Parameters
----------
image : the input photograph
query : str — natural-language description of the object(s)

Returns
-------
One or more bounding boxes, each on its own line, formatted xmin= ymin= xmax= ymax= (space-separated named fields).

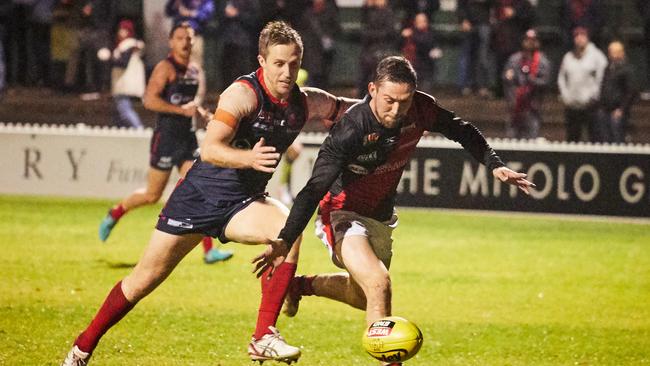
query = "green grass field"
xmin=1 ymin=196 xmax=649 ymax=365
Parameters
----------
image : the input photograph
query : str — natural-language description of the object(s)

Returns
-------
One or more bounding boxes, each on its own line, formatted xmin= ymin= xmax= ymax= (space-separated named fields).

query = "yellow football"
xmin=361 ymin=316 xmax=423 ymax=363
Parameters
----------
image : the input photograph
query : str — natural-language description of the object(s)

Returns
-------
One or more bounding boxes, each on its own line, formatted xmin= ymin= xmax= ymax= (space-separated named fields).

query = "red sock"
xmin=201 ymin=237 xmax=213 ymax=254
xmin=109 ymin=204 xmax=127 ymax=221
xmin=254 ymin=262 xmax=297 ymax=339
xmin=74 ymin=281 xmax=135 ymax=354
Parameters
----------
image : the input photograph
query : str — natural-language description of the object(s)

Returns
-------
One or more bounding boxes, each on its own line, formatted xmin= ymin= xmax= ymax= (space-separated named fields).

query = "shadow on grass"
xmin=96 ymin=259 xmax=137 ymax=269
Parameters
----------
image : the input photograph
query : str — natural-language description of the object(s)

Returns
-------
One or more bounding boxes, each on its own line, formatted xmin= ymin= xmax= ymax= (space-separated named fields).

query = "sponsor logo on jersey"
xmin=252 ymin=121 xmax=272 ymax=131
xmin=348 ymin=164 xmax=369 ymax=175
xmin=374 ymin=157 xmax=410 ymax=174
xmin=357 ymin=150 xmax=378 ymax=163
xmin=384 ymin=136 xmax=399 ymax=147
xmin=364 ymin=133 xmax=380 ymax=146
xmin=170 ymin=93 xmax=183 ymax=105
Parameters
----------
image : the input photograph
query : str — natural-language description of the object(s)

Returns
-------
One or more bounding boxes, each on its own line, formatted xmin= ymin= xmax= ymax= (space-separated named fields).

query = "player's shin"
xmin=74 ymin=281 xmax=136 ymax=354
xmin=254 ymin=261 xmax=297 ymax=339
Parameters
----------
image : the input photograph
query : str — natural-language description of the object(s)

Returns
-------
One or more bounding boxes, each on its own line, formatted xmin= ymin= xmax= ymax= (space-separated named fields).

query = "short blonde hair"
xmin=258 ymin=21 xmax=303 ymax=58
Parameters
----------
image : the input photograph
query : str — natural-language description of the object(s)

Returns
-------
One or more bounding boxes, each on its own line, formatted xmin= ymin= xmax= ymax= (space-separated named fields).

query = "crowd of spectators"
xmin=0 ymin=0 xmax=648 ymax=143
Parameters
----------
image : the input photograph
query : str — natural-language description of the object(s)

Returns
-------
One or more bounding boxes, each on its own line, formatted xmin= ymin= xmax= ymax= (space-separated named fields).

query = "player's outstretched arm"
xmin=426 ymin=99 xmax=504 ymax=172
xmin=425 ymin=97 xmax=536 ymax=193
xmin=493 ymin=166 xmax=536 ymax=195
xmin=200 ymin=82 xmax=280 ymax=172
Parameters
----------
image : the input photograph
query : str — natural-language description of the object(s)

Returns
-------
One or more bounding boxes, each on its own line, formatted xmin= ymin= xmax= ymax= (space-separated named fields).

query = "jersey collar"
xmin=167 ymin=54 xmax=188 ymax=73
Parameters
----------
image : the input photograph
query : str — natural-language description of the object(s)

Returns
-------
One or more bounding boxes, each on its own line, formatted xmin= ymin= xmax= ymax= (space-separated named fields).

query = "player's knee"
xmin=124 ymin=270 xmax=164 ymax=301
xmin=143 ymin=191 xmax=163 ymax=204
xmin=122 ymin=276 xmax=148 ymax=302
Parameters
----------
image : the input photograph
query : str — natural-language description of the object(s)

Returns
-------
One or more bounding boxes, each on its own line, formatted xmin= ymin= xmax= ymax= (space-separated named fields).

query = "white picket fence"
xmin=1 ymin=123 xmax=649 ymax=200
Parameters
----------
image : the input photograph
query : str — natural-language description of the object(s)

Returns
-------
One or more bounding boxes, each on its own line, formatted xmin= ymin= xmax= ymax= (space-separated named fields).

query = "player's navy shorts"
xmin=149 ymin=124 xmax=199 ymax=171
xmin=156 ymin=177 xmax=264 ymax=243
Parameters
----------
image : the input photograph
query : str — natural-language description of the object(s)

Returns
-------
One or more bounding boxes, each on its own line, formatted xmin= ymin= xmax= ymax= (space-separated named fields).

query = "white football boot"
xmin=61 ymin=345 xmax=90 ymax=366
xmin=248 ymin=326 xmax=301 ymax=364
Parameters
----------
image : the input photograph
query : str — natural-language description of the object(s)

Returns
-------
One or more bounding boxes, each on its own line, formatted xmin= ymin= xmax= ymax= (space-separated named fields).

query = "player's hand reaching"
xmin=252 ymin=238 xmax=290 ymax=279
xmin=492 ymin=166 xmax=536 ymax=195
xmin=250 ymin=138 xmax=280 ymax=173
xmin=180 ymin=101 xmax=198 ymax=117
xmin=196 ymin=106 xmax=211 ymax=121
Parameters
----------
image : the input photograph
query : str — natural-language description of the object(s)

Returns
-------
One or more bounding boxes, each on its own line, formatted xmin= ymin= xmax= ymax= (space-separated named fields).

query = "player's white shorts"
xmin=315 ymin=209 xmax=399 ymax=270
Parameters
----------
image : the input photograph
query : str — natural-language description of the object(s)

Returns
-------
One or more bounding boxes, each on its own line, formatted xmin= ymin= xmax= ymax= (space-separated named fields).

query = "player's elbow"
xmin=300 ymin=184 xmax=328 ymax=204
xmin=142 ymin=95 xmax=155 ymax=111
xmin=199 ymin=146 xmax=213 ymax=164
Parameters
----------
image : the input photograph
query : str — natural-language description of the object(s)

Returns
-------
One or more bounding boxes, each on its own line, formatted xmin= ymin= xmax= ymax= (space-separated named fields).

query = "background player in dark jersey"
xmin=97 ymin=22 xmax=233 ymax=264
xmin=61 ymin=21 xmax=357 ymax=365
xmin=255 ymin=57 xmax=534 ymax=365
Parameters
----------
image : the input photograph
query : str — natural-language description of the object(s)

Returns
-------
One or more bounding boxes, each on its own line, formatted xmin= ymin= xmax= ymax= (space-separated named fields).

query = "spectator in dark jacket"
xmin=598 ymin=41 xmax=638 ymax=143
xmin=6 ymin=0 xmax=57 ymax=87
xmin=295 ymin=0 xmax=341 ymax=89
xmin=393 ymin=0 xmax=440 ymax=27
xmin=492 ymin=0 xmax=535 ymax=98
xmin=400 ymin=12 xmax=441 ymax=94
xmin=258 ymin=0 xmax=308 ymax=27
xmin=165 ymin=0 xmax=215 ymax=69
xmin=0 ymin=2 xmax=11 ymax=95
xmin=358 ymin=0 xmax=398 ymax=97
xmin=63 ymin=0 xmax=117 ymax=99
xmin=215 ymin=0 xmax=260 ymax=87
xmin=28 ymin=0 xmax=57 ymax=87
xmin=560 ymin=0 xmax=605 ymax=50
xmin=457 ymin=0 xmax=495 ymax=98
xmin=636 ymin=0 xmax=650 ymax=98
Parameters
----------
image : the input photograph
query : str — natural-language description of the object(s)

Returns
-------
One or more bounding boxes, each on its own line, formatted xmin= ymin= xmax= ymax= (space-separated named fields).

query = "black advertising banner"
xmin=394 ymin=146 xmax=650 ymax=217
xmin=302 ymin=137 xmax=650 ymax=218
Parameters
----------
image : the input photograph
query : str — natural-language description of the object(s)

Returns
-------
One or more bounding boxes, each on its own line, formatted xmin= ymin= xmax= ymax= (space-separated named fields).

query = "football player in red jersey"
xmin=258 ymin=57 xmax=534 ymax=366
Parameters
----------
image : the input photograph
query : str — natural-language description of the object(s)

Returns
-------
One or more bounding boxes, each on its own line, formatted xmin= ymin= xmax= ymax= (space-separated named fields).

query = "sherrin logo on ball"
xmin=362 ymin=316 xmax=423 ymax=363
